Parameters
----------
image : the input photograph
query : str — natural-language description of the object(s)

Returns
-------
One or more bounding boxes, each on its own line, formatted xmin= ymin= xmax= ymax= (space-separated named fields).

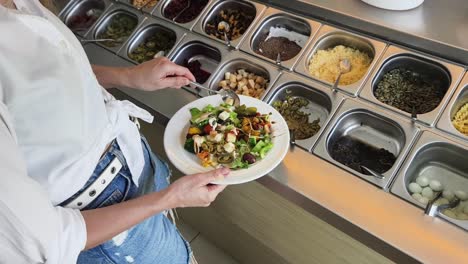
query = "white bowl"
xmin=361 ymin=0 xmax=424 ymax=10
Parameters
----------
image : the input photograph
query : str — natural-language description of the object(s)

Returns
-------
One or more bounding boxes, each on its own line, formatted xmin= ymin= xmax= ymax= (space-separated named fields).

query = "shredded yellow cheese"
xmin=452 ymin=102 xmax=468 ymax=136
xmin=308 ymin=45 xmax=372 ymax=86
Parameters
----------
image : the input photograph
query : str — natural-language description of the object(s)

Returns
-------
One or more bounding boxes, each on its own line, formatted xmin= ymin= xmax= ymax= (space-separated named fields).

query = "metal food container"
xmin=193 ymin=0 xmax=266 ymax=49
xmin=207 ymin=51 xmax=281 ymax=100
xmin=437 ymin=72 xmax=468 ymax=140
xmin=117 ymin=0 xmax=161 ymax=14
xmin=170 ymin=34 xmax=230 ymax=91
xmin=359 ymin=45 xmax=465 ymax=126
xmin=391 ymin=131 xmax=468 ymax=231
xmin=313 ymin=98 xmax=419 ymax=189
xmin=88 ymin=5 xmax=144 ymax=53
xmin=60 ymin=0 xmax=112 ymax=37
xmin=239 ymin=8 xmax=321 ymax=70
xmin=153 ymin=0 xmax=214 ymax=31
xmin=84 ymin=43 xmax=136 ymax=67
xmin=120 ymin=17 xmax=187 ymax=64
xmin=263 ymin=72 xmax=344 ymax=151
xmin=295 ymin=25 xmax=386 ymax=96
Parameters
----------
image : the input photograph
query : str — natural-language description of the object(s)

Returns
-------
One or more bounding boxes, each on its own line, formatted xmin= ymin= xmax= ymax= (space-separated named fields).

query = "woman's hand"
xmin=127 ymin=57 xmax=196 ymax=91
xmin=165 ymin=168 xmax=230 ymax=208
xmin=81 ymin=167 xmax=229 ymax=249
xmin=92 ymin=58 xmax=195 ymax=91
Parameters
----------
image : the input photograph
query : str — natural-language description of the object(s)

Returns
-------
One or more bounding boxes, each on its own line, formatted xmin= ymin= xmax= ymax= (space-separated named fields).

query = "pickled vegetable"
xmin=374 ymin=68 xmax=446 ymax=114
xmin=97 ymin=13 xmax=138 ymax=47
xmin=128 ymin=29 xmax=176 ymax=63
xmin=273 ymin=96 xmax=321 ymax=140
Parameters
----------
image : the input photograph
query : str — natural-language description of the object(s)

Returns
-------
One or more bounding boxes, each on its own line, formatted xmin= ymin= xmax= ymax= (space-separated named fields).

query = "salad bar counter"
xmin=59 ymin=0 xmax=468 ymax=262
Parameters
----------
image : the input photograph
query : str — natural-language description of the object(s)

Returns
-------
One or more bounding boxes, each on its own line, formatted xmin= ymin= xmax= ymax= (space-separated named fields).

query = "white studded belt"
xmin=63 ymin=157 xmax=123 ymax=210
xmin=64 ymin=117 xmax=141 ymax=209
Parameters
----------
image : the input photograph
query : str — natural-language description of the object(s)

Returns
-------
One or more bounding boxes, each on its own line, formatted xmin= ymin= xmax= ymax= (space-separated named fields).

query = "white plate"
xmin=164 ymin=95 xmax=290 ymax=185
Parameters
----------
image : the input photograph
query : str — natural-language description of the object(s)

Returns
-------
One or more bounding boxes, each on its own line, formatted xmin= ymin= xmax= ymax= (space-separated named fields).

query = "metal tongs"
xmin=172 ymin=0 xmax=192 ymax=22
xmin=289 ymin=129 xmax=296 ymax=149
xmin=424 ymin=191 xmax=461 ymax=217
xmin=80 ymin=37 xmax=126 ymax=44
xmin=188 ymin=81 xmax=240 ymax=106
xmin=360 ymin=165 xmax=385 ymax=180
xmin=411 ymin=105 xmax=417 ymax=123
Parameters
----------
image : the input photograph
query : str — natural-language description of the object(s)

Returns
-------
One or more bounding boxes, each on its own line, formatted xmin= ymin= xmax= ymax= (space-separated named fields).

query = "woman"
xmin=0 ymin=0 xmax=229 ymax=263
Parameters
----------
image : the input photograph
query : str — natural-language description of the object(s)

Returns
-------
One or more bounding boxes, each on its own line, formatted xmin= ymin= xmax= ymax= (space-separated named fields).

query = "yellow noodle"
xmin=452 ymin=102 xmax=468 ymax=136
xmin=308 ymin=45 xmax=372 ymax=86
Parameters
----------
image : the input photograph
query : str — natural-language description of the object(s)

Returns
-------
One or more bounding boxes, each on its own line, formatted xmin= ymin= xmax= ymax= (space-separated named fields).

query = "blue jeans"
xmin=62 ymin=138 xmax=192 ymax=263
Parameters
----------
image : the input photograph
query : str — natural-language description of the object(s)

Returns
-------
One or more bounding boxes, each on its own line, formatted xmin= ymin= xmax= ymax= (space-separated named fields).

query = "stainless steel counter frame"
xmin=56 ymin=0 xmax=468 ymax=262
xmin=83 ymin=42 xmax=468 ymax=263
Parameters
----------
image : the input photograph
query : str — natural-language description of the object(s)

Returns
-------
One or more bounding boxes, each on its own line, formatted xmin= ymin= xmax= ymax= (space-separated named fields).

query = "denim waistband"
xmin=60 ymin=139 xmax=137 ymax=209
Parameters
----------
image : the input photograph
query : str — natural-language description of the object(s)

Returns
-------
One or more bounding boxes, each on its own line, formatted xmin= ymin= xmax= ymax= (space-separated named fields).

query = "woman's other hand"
xmin=127 ymin=57 xmax=196 ymax=91
xmin=165 ymin=168 xmax=230 ymax=208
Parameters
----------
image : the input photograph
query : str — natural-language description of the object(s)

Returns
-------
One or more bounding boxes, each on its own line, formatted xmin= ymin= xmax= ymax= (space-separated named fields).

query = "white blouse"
xmin=0 ymin=0 xmax=153 ymax=204
xmin=0 ymin=100 xmax=86 ymax=264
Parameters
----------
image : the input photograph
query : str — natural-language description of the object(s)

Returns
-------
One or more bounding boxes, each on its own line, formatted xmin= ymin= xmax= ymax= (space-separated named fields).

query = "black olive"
xmin=242 ymin=153 xmax=256 ymax=164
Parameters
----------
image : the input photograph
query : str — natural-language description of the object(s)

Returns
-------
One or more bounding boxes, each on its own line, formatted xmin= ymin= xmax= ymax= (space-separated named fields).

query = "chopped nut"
xmin=229 ymin=82 xmax=237 ymax=89
xmin=218 ymin=68 xmax=269 ymax=99
xmin=229 ymin=74 xmax=237 ymax=83
xmin=219 ymin=80 xmax=227 ymax=87
xmin=248 ymin=79 xmax=255 ymax=89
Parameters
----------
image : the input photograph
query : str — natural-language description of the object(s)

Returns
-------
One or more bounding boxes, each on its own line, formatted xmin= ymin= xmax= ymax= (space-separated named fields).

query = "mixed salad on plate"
xmin=184 ymin=100 xmax=274 ymax=169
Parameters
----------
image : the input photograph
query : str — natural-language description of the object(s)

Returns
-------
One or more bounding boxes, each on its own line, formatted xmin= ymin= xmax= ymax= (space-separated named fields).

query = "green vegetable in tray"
xmin=128 ymin=29 xmax=177 ymax=63
xmin=273 ymin=96 xmax=321 ymax=140
xmin=97 ymin=13 xmax=138 ymax=47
